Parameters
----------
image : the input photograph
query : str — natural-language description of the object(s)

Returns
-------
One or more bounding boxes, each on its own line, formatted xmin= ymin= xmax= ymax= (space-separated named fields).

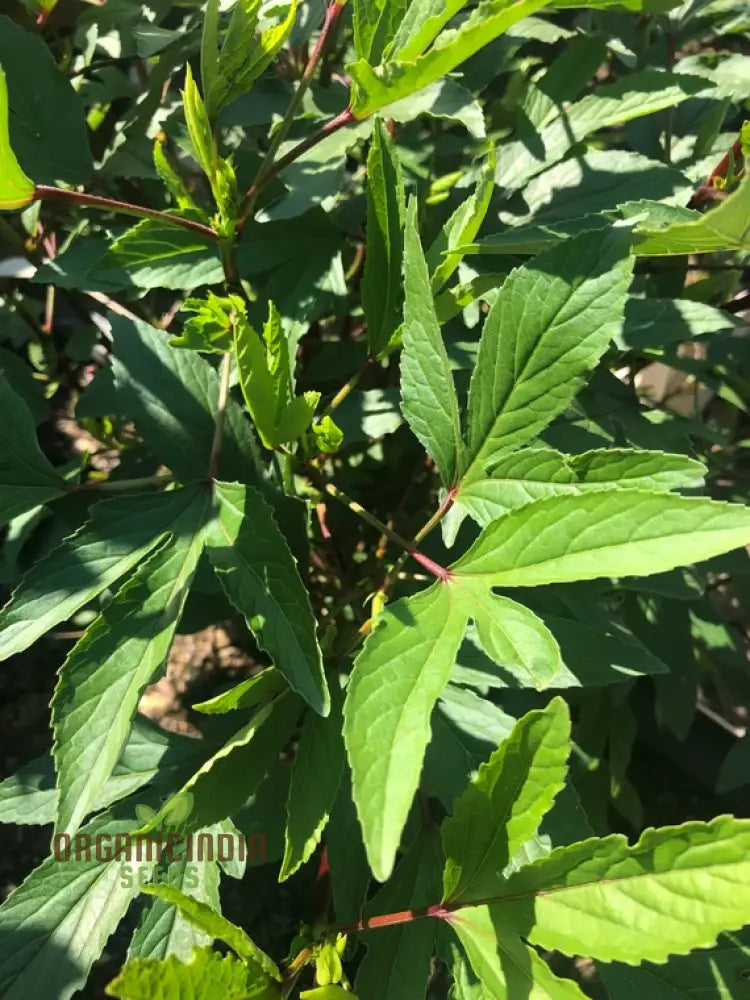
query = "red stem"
xmin=33 ymin=186 xmax=218 ymax=242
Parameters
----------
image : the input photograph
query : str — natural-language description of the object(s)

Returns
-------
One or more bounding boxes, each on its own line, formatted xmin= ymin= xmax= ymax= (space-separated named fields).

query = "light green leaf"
xmin=487 ymin=816 xmax=750 ymax=963
xmin=128 ymin=853 xmax=220 ymax=961
xmin=182 ymin=63 xmax=217 ymax=181
xmin=344 ymin=582 xmax=466 ymax=881
xmin=201 ymin=0 xmax=220 ymax=117
xmin=458 ymin=448 xmax=706 ymax=526
xmin=0 ymin=69 xmax=34 ymax=210
xmin=139 ymin=691 xmax=302 ymax=836
xmin=427 ymin=146 xmax=495 ymax=293
xmin=170 ymin=292 xmax=240 ymax=353
xmin=452 ymin=492 xmax=750 ymax=588
xmin=402 ymin=197 xmax=464 ymax=486
xmin=192 ymin=668 xmax=287 ymax=715
xmin=633 ymin=171 xmax=750 ymax=255
xmin=348 ymin=0 xmax=549 ymax=118
xmin=52 ymin=487 xmax=212 ymax=837
xmin=263 ymin=300 xmax=292 ymax=424
xmin=353 ymin=0 xmax=407 ymax=62
xmin=355 ymin=830 xmax=444 ymax=1000
xmin=106 ymin=948 xmax=273 ymax=1000
xmin=234 ymin=312 xmax=278 ymax=448
xmin=280 ymin=684 xmax=345 ymax=880
xmin=442 ymin=698 xmax=570 ymax=904
xmin=363 ymin=118 xmax=406 ymax=358
xmin=207 ymin=481 xmax=328 ymax=715
xmin=0 ymin=486 xmax=201 ymax=662
xmin=274 ymin=392 xmax=320 ymax=444
xmin=461 ymin=228 xmax=634 ymax=490
xmin=453 ymin=582 xmax=562 ymax=688
xmin=97 ymin=219 xmax=220 ymax=290
xmin=206 ymin=0 xmax=261 ymax=117
xmin=450 ymin=905 xmax=589 ymax=999
xmin=0 ymin=812 xmax=155 ymax=1000
xmin=0 ymin=369 xmax=65 ymax=524
xmin=141 ymin=884 xmax=280 ymax=980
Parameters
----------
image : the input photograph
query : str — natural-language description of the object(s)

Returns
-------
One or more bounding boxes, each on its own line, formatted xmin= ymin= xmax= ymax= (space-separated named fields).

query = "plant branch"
xmin=237 ymin=107 xmax=356 ymax=230
xmin=71 ymin=474 xmax=176 ymax=493
xmin=322 ymin=356 xmax=376 ymax=417
xmin=323 ymin=482 xmax=449 ymax=580
xmin=208 ymin=352 xmax=232 ymax=480
xmin=34 ymin=186 xmax=218 ymax=242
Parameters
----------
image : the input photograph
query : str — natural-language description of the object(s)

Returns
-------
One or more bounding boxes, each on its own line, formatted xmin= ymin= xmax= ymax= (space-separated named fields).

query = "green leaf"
xmin=201 ymin=0 xmax=221 ymax=117
xmin=0 ymin=812 xmax=156 ymax=1000
xmin=141 ymin=884 xmax=280 ymax=980
xmin=355 ymin=830 xmax=444 ymax=1000
xmin=139 ymin=691 xmax=302 ymax=836
xmin=233 ymin=312 xmax=278 ymax=448
xmin=441 ymin=698 xmax=570 ymax=904
xmin=453 ymin=582 xmax=562 ymax=688
xmin=0 ymin=14 xmax=92 ymax=183
xmin=106 ymin=948 xmax=274 ymax=1000
xmin=182 ymin=64 xmax=217 ymax=182
xmin=450 ymin=905 xmax=589 ymax=999
xmin=207 ymin=480 xmax=328 ymax=715
xmin=348 ymin=0 xmax=549 ymax=118
xmin=0 ymin=714 xmax=208 ymax=826
xmin=633 ymin=171 xmax=750 ymax=255
xmin=110 ymin=314 xmax=262 ymax=484
xmin=451 ymin=492 xmax=750 ymax=588
xmin=344 ymin=582 xmax=467 ymax=881
xmin=96 ymin=219 xmax=220 ymax=290
xmin=205 ymin=0 xmax=261 ymax=117
xmin=52 ymin=487 xmax=212 ymax=837
xmin=484 ymin=816 xmax=750 ymax=963
xmin=209 ymin=0 xmax=299 ymax=115
xmin=363 ymin=118 xmax=406 ymax=358
xmin=0 ymin=486 xmax=201 ymax=662
xmin=0 ymin=369 xmax=65 ymax=525
xmin=460 ymin=228 xmax=634 ymax=490
xmin=353 ymin=0 xmax=406 ymax=62
xmin=280 ymin=684 xmax=346 ymax=880
xmin=457 ymin=447 xmax=706 ymax=526
xmin=426 ymin=146 xmax=495 ymax=293
xmin=192 ymin=668 xmax=287 ymax=715
xmin=170 ymin=292 xmax=241 ymax=353
xmin=0 ymin=69 xmax=34 ymax=210
xmin=401 ymin=197 xmax=465 ymax=486
xmin=128 ymin=853 xmax=220 ymax=961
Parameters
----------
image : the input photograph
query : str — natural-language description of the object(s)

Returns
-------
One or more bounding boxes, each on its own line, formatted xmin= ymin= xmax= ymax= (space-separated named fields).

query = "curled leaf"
xmin=0 ymin=69 xmax=35 ymax=211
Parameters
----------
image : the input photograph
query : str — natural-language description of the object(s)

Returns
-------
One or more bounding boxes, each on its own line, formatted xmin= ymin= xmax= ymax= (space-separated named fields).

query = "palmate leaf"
xmin=0 ymin=370 xmax=65 ymax=525
xmin=467 ymin=816 xmax=750 ymax=963
xmin=441 ymin=698 xmax=570 ymax=905
xmin=401 ymin=198 xmax=465 ymax=486
xmin=0 ymin=486 xmax=202 ymax=662
xmin=207 ymin=481 xmax=328 ymax=715
xmin=450 ymin=906 xmax=589 ymax=999
xmin=459 ymin=227 xmax=634 ymax=494
xmin=0 ymin=811 xmax=156 ymax=1000
xmin=106 ymin=948 xmax=274 ymax=1000
xmin=363 ymin=118 xmax=406 ymax=358
xmin=52 ymin=485 xmax=213 ymax=838
xmin=457 ymin=447 xmax=706 ymax=525
xmin=451 ymin=492 xmax=750 ymax=588
xmin=141 ymin=884 xmax=280 ymax=981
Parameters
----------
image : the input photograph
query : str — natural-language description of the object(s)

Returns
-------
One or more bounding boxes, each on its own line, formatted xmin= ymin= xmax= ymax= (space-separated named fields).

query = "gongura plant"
xmin=0 ymin=0 xmax=749 ymax=998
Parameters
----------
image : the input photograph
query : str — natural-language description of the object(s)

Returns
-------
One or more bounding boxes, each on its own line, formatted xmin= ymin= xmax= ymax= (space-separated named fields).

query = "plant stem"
xmin=237 ymin=107 xmax=356 ymax=230
xmin=377 ymin=488 xmax=457 ymax=598
xmin=323 ymin=483 xmax=449 ymax=580
xmin=322 ymin=356 xmax=375 ymax=417
xmin=236 ymin=0 xmax=351 ymax=231
xmin=208 ymin=352 xmax=232 ymax=479
xmin=34 ymin=186 xmax=218 ymax=242
xmin=71 ymin=474 xmax=176 ymax=493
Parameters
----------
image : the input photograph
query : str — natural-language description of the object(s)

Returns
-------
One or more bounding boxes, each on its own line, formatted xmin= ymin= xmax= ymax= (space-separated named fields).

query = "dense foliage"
xmin=0 ymin=0 xmax=749 ymax=997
